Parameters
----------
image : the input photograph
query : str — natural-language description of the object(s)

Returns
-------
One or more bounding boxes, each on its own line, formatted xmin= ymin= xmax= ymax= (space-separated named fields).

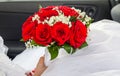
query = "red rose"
xmin=38 ymin=6 xmax=58 ymax=21
xmin=33 ymin=23 xmax=52 ymax=46
xmin=70 ymin=20 xmax=87 ymax=48
xmin=51 ymin=22 xmax=70 ymax=45
xmin=59 ymin=6 xmax=79 ymax=17
xmin=44 ymin=6 xmax=56 ymax=9
xmin=22 ymin=16 xmax=37 ymax=41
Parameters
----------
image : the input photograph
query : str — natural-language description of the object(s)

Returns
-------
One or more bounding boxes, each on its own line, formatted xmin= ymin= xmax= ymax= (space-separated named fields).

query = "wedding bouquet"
xmin=21 ymin=6 xmax=92 ymax=60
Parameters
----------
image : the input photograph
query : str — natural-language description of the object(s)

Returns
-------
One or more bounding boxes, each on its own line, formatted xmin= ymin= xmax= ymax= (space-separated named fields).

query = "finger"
xmin=39 ymin=56 xmax=45 ymax=66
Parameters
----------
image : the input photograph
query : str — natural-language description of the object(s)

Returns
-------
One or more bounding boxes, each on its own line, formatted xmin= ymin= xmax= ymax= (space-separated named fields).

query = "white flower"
xmin=44 ymin=16 xmax=55 ymax=26
xmin=68 ymin=22 xmax=72 ymax=28
xmin=42 ymin=7 xmax=72 ymax=27
xmin=57 ymin=14 xmax=70 ymax=24
xmin=32 ymin=14 xmax=39 ymax=21
xmin=80 ymin=12 xmax=86 ymax=18
xmin=43 ymin=12 xmax=71 ymax=27
xmin=85 ymin=15 xmax=91 ymax=22
xmin=32 ymin=14 xmax=41 ymax=24
xmin=52 ymin=6 xmax=58 ymax=10
xmin=72 ymin=7 xmax=81 ymax=14
xmin=82 ymin=21 xmax=86 ymax=25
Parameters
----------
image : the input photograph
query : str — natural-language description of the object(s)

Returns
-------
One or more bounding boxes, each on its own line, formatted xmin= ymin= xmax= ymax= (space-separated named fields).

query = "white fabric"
xmin=42 ymin=20 xmax=120 ymax=76
xmin=0 ymin=53 xmax=25 ymax=76
xmin=0 ymin=70 xmax=6 ymax=76
xmin=0 ymin=36 xmax=8 ymax=54
xmin=1 ymin=19 xmax=120 ymax=76
xmin=13 ymin=45 xmax=69 ymax=71
xmin=12 ymin=46 xmax=46 ymax=71
xmin=0 ymin=36 xmax=26 ymax=76
xmin=45 ymin=48 xmax=69 ymax=66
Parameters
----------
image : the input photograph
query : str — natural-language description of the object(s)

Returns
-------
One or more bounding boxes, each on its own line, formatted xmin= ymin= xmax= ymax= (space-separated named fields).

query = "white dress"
xmin=41 ymin=19 xmax=120 ymax=76
xmin=1 ymin=19 xmax=120 ymax=76
xmin=0 ymin=36 xmax=26 ymax=76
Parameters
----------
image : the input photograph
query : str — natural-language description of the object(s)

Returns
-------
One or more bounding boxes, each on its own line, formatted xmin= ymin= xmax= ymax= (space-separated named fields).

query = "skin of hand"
xmin=34 ymin=56 xmax=47 ymax=76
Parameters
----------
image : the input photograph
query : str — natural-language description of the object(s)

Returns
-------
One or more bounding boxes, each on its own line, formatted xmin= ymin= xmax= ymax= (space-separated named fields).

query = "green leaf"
xmin=86 ymin=19 xmax=94 ymax=28
xmin=80 ymin=18 xmax=85 ymax=22
xmin=71 ymin=48 xmax=76 ymax=54
xmin=39 ymin=5 xmax=42 ymax=9
xmin=63 ymin=43 xmax=72 ymax=54
xmin=48 ymin=45 xmax=59 ymax=60
xmin=86 ymin=23 xmax=90 ymax=28
xmin=79 ymin=42 xmax=88 ymax=49
xmin=31 ymin=40 xmax=39 ymax=46
xmin=90 ymin=19 xmax=94 ymax=23
xmin=70 ymin=16 xmax=77 ymax=22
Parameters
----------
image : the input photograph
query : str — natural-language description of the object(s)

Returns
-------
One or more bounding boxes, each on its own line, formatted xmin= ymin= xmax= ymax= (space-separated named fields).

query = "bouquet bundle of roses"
xmin=21 ymin=6 xmax=92 ymax=60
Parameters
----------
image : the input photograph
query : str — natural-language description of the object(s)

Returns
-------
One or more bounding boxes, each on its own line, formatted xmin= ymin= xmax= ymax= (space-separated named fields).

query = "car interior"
xmin=0 ymin=0 xmax=119 ymax=59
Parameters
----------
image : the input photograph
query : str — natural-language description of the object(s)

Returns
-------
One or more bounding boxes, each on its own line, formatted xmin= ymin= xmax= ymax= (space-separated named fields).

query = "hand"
xmin=34 ymin=56 xmax=47 ymax=76
xmin=25 ymin=70 xmax=35 ymax=76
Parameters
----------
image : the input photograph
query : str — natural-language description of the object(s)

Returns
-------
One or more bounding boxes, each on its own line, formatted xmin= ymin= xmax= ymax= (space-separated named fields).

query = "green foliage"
xmin=48 ymin=42 xmax=88 ymax=60
xmin=30 ymin=40 xmax=39 ymax=46
xmin=79 ymin=42 xmax=88 ymax=49
xmin=63 ymin=43 xmax=73 ymax=54
xmin=48 ymin=43 xmax=60 ymax=60
xmin=86 ymin=19 xmax=94 ymax=28
xmin=70 ymin=16 xmax=77 ymax=22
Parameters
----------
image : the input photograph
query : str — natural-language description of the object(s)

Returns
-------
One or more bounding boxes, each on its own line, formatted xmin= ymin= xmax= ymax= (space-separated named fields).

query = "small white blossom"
xmin=25 ymin=39 xmax=37 ymax=48
xmin=82 ymin=21 xmax=86 ymax=25
xmin=52 ymin=7 xmax=58 ymax=10
xmin=68 ymin=22 xmax=72 ymax=28
xmin=25 ymin=40 xmax=31 ymax=48
xmin=80 ymin=12 xmax=86 ymax=18
xmin=32 ymin=14 xmax=40 ymax=21
xmin=44 ymin=16 xmax=55 ymax=26
xmin=85 ymin=15 xmax=91 ymax=22
xmin=44 ymin=20 xmax=49 ymax=24
xmin=48 ymin=16 xmax=56 ymax=26
xmin=32 ymin=14 xmax=41 ymax=24
xmin=55 ymin=14 xmax=70 ymax=25
xmin=42 ymin=22 xmax=45 ymax=24
xmin=59 ymin=14 xmax=69 ymax=24
xmin=71 ymin=7 xmax=76 ymax=10
xmin=43 ymin=12 xmax=71 ymax=26
xmin=51 ymin=41 xmax=55 ymax=45
xmin=72 ymin=7 xmax=81 ymax=14
xmin=46 ymin=17 xmax=49 ymax=20
xmin=37 ymin=20 xmax=41 ymax=24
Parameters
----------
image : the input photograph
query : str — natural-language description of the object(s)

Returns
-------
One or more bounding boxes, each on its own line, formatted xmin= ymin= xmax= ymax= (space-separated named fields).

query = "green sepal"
xmin=39 ymin=5 xmax=42 ymax=9
xmin=31 ymin=40 xmax=39 ymax=46
xmin=71 ymin=48 xmax=76 ymax=54
xmin=48 ymin=43 xmax=60 ymax=60
xmin=63 ymin=43 xmax=72 ymax=54
xmin=86 ymin=19 xmax=94 ymax=28
xmin=86 ymin=23 xmax=90 ymax=28
xmin=70 ymin=16 xmax=77 ymax=22
xmin=79 ymin=41 xmax=88 ymax=49
xmin=80 ymin=18 xmax=85 ymax=22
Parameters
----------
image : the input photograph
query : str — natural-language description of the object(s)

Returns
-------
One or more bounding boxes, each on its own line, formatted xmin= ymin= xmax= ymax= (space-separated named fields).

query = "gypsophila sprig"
xmin=21 ymin=6 xmax=92 ymax=60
